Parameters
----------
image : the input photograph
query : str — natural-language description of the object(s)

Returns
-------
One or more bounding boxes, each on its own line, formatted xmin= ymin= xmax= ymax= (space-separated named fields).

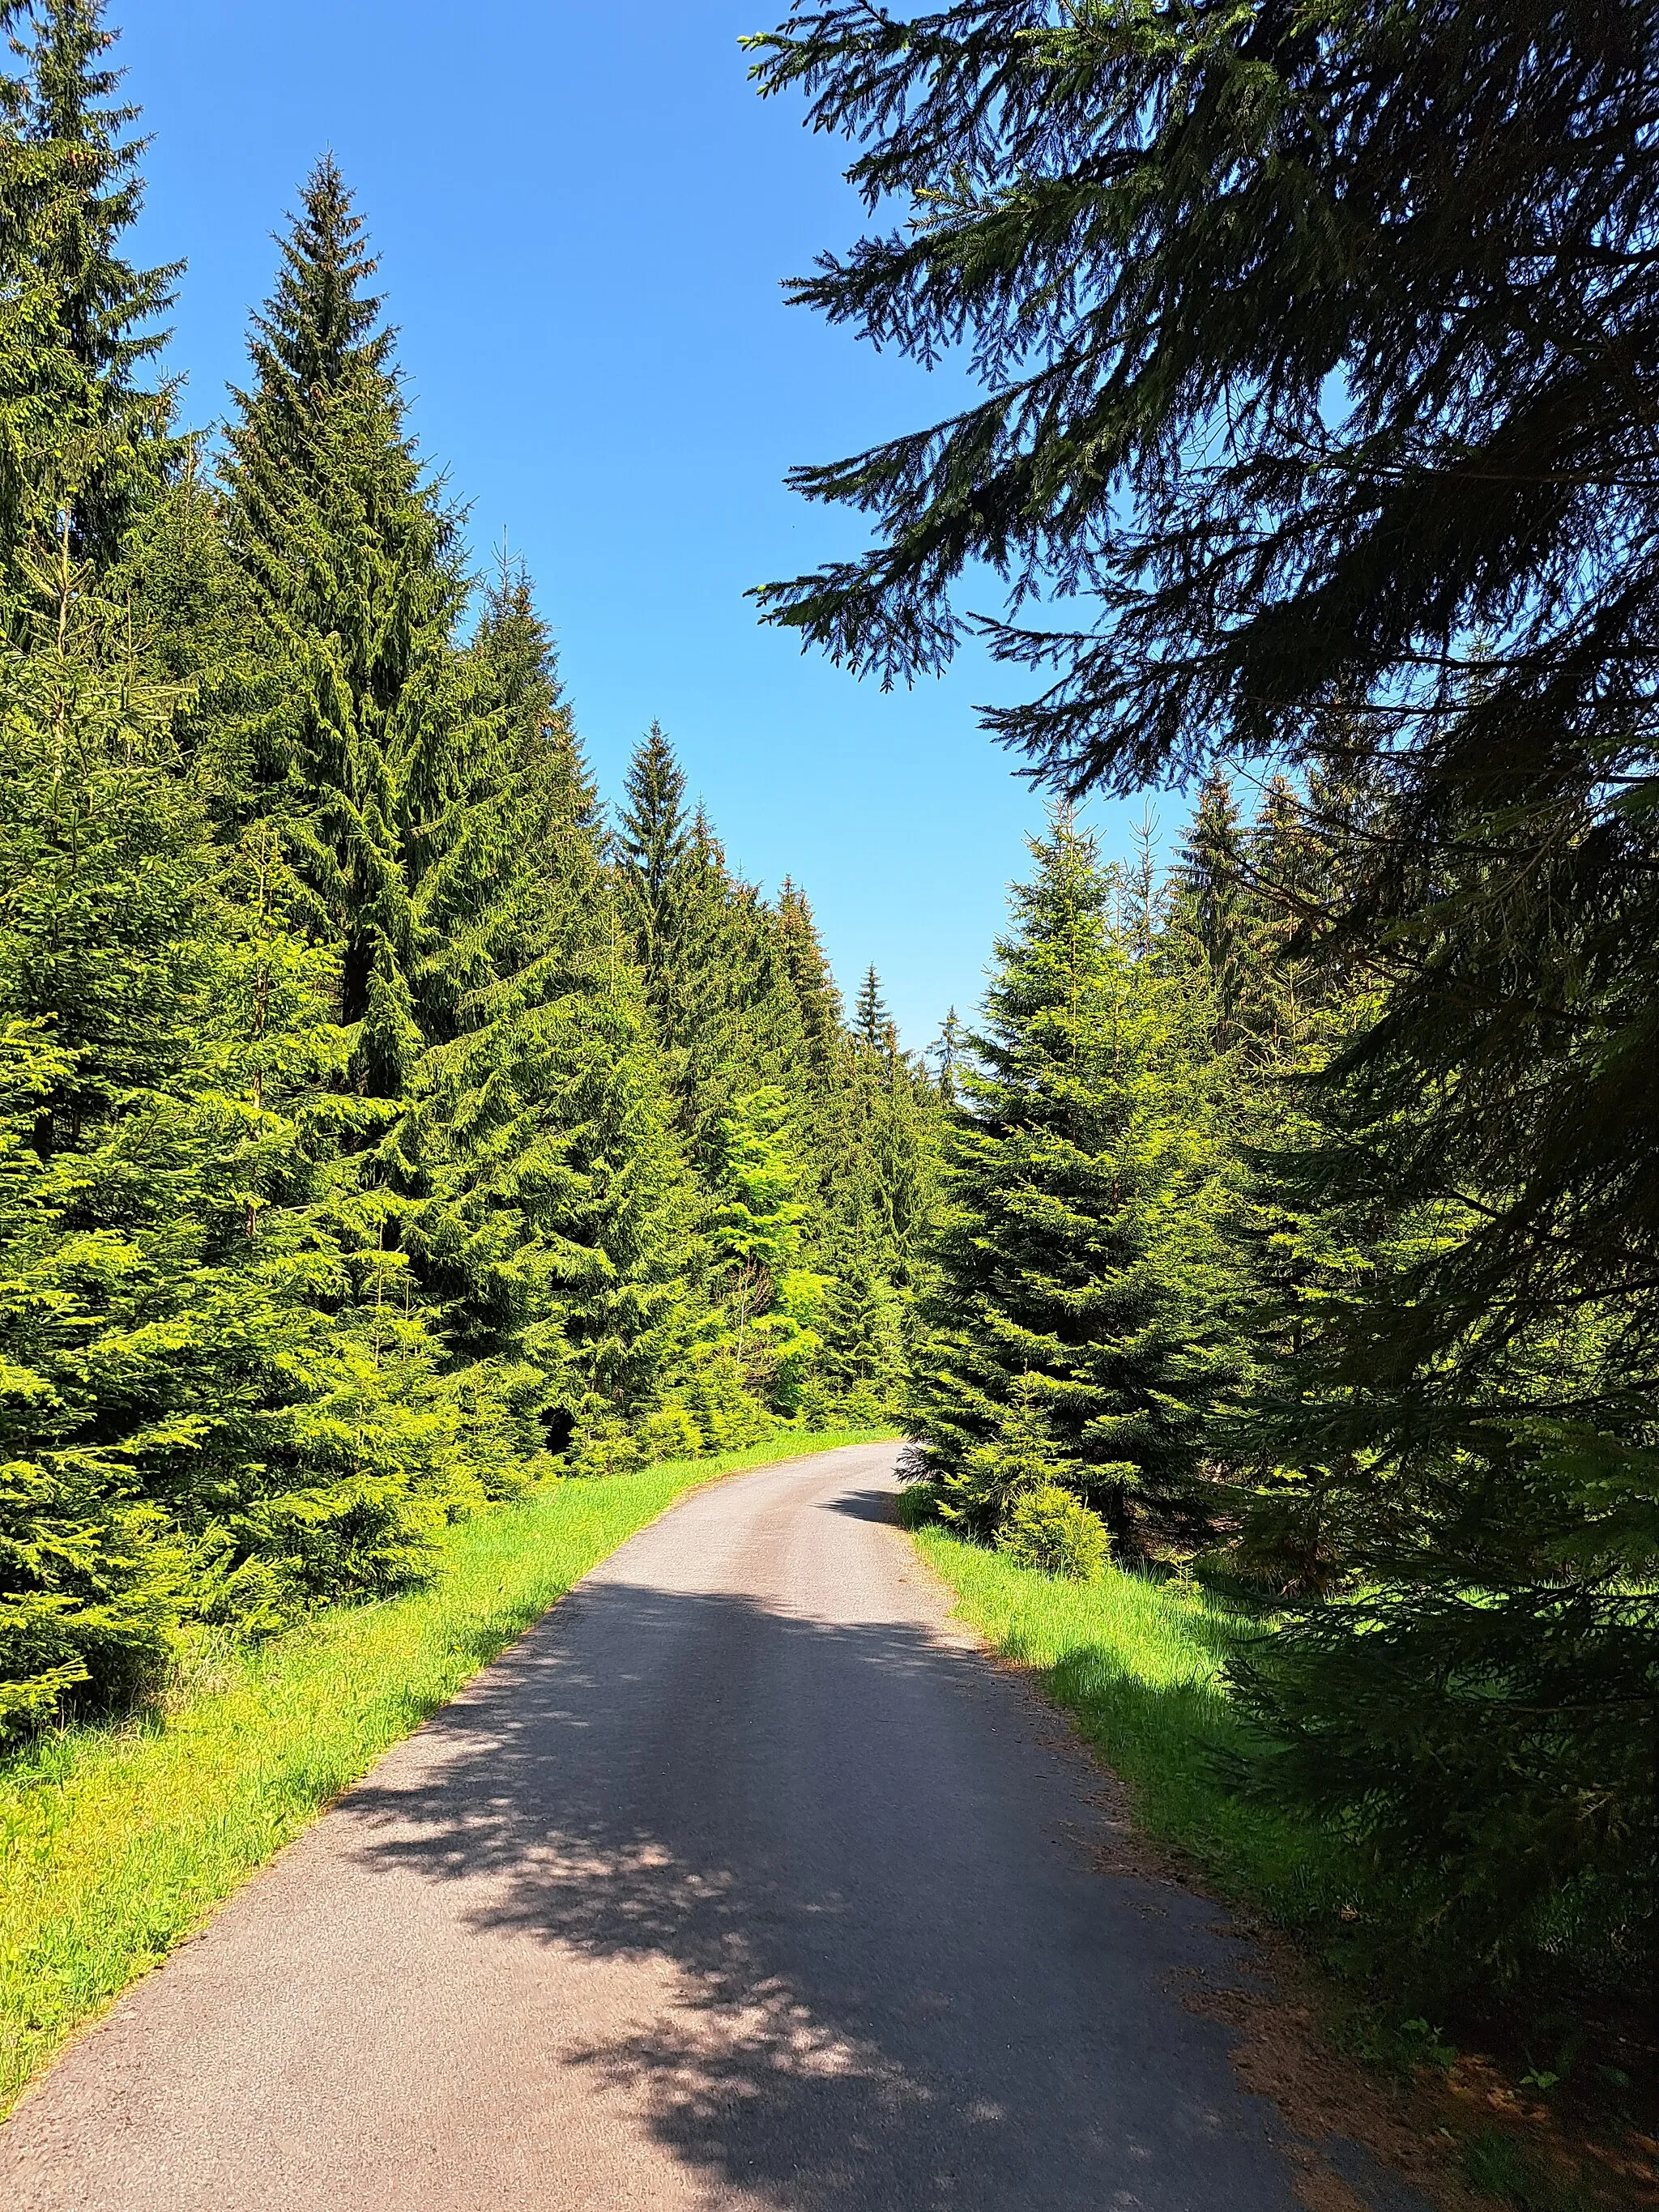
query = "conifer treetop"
xmin=854 ymin=962 xmax=890 ymax=1050
xmin=930 ymin=1006 xmax=962 ymax=1102
xmin=17 ymin=0 xmax=177 ymax=381
xmin=913 ymin=801 xmax=1230 ymax=1547
xmin=616 ymin=722 xmax=690 ymax=896
xmin=470 ymin=551 xmax=596 ymax=829
xmin=230 ymin=155 xmax=394 ymax=467
xmin=0 ymin=0 xmax=181 ymax=567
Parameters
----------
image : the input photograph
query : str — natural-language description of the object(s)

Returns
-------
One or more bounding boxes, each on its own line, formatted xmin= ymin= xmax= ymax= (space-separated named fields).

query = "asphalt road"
xmin=1 ymin=1443 xmax=1425 ymax=2210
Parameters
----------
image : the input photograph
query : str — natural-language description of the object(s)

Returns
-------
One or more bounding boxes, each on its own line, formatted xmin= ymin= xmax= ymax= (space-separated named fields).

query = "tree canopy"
xmin=755 ymin=0 xmax=1659 ymax=2022
xmin=0 ymin=1 xmax=946 ymax=1741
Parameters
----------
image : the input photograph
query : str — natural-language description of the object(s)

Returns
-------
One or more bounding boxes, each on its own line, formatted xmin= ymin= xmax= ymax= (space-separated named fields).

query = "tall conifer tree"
xmin=912 ymin=811 xmax=1229 ymax=1550
xmin=222 ymin=157 xmax=487 ymax=1114
xmin=0 ymin=0 xmax=179 ymax=579
xmin=613 ymin=722 xmax=692 ymax=996
xmin=854 ymin=964 xmax=892 ymax=1051
xmin=416 ymin=573 xmax=701 ymax=1468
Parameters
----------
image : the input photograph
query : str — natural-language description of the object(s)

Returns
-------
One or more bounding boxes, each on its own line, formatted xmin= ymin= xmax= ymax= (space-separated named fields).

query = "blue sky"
xmin=117 ymin=0 xmax=1159 ymax=1051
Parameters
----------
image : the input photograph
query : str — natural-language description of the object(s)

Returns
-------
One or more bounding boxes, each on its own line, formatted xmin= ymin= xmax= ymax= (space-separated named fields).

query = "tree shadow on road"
xmin=824 ymin=1485 xmax=900 ymax=1525
xmin=335 ymin=1582 xmax=1335 ymax=2212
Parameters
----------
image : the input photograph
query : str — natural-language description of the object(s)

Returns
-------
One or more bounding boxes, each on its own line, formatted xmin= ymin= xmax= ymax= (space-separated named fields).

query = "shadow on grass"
xmin=1036 ymin=1642 xmax=1360 ymax=1928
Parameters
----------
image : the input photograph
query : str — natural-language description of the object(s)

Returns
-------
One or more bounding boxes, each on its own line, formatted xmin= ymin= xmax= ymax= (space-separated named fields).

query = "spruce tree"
xmin=1226 ymin=865 xmax=1659 ymax=1998
xmin=854 ymin=963 xmax=891 ymax=1051
xmin=613 ymin=724 xmax=823 ymax=1177
xmin=467 ymin=549 xmax=595 ymax=837
xmin=771 ymin=885 xmax=926 ymax=1418
xmin=680 ymin=853 xmax=817 ymax=1172
xmin=212 ymin=166 xmax=570 ymax=1515
xmin=709 ymin=1085 xmax=827 ymax=1412
xmin=0 ymin=1020 xmax=180 ymax=1734
xmin=810 ymin=1225 xmax=905 ymax=1423
xmin=525 ymin=951 xmax=701 ymax=1462
xmin=836 ymin=1012 xmax=937 ymax=1290
xmin=417 ymin=580 xmax=701 ymax=1472
xmin=613 ymin=721 xmax=693 ymax=999
xmin=748 ymin=1 xmax=1659 ymax=833
xmin=0 ymin=33 xmax=969 ymax=1738
xmin=930 ymin=1007 xmax=962 ymax=1105
xmin=754 ymin=0 xmax=1659 ymax=1954
xmin=222 ymin=157 xmax=481 ymax=1112
xmin=0 ymin=0 xmax=180 ymax=579
xmin=0 ymin=503 xmax=481 ymax=1733
xmin=773 ymin=877 xmax=846 ymax=1087
xmin=218 ymin=163 xmax=570 ymax=1492
xmin=0 ymin=6 xmax=186 ymax=1725
xmin=952 ymin=1374 xmax=1072 ymax=1540
xmin=0 ymin=527 xmax=208 ymax=1727
xmin=750 ymin=0 xmax=1659 ymax=1541
xmin=612 ymin=736 xmax=944 ymax=1430
xmin=1178 ymin=774 xmax=1252 ymax=1057
xmin=911 ymin=810 xmax=1229 ymax=1551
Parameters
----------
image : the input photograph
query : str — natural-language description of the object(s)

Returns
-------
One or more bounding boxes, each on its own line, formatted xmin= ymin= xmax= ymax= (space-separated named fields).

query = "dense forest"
xmin=0 ymin=2 xmax=942 ymax=1738
xmin=749 ymin=0 xmax=1659 ymax=2027
xmin=5 ymin=0 xmax=1656 ymax=2065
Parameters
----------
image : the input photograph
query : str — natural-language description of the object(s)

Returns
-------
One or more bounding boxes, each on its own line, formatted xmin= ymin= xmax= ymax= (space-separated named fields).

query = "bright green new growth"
xmin=710 ymin=1086 xmax=829 ymax=1409
xmin=0 ymin=6 xmax=949 ymax=1741
xmin=998 ymin=1483 xmax=1108 ymax=1583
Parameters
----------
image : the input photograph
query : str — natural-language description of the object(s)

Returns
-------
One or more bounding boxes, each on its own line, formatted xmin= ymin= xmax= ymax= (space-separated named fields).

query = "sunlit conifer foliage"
xmin=0 ymin=0 xmax=944 ymax=1739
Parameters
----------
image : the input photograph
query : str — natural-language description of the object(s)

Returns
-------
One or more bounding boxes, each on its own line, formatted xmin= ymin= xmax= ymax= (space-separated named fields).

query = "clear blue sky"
xmin=118 ymin=0 xmax=1157 ymax=1051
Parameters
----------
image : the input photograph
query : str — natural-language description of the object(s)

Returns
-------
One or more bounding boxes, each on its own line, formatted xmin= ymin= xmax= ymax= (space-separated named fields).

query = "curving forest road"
xmin=0 ymin=1443 xmax=1430 ymax=2210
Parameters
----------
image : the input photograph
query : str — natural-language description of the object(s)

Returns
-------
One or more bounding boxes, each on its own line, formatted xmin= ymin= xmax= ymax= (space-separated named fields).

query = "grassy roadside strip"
xmin=906 ymin=1527 xmax=1346 ymax=1929
xmin=906 ymin=1528 xmax=1628 ymax=2212
xmin=0 ymin=1427 xmax=893 ymax=2116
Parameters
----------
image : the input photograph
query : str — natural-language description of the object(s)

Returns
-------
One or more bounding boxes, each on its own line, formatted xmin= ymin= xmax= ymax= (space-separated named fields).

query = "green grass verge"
xmin=910 ymin=1528 xmax=1355 ymax=1935
xmin=910 ymin=1532 xmax=1637 ymax=2212
xmin=0 ymin=1428 xmax=891 ymax=2117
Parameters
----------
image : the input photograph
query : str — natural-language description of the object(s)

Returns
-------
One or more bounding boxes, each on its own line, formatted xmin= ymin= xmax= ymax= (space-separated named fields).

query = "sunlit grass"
xmin=911 ymin=1528 xmax=1355 ymax=1933
xmin=0 ymin=1429 xmax=889 ymax=2117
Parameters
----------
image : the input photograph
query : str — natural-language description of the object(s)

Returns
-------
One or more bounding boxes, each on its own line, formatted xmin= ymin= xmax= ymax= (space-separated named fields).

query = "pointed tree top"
xmin=855 ymin=963 xmax=891 ymax=1050
xmin=931 ymin=1005 xmax=962 ymax=1097
xmin=19 ymin=0 xmax=179 ymax=377
xmin=2 ymin=0 xmax=181 ymax=562
xmin=616 ymin=722 xmax=691 ymax=893
xmin=237 ymin=155 xmax=391 ymax=433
